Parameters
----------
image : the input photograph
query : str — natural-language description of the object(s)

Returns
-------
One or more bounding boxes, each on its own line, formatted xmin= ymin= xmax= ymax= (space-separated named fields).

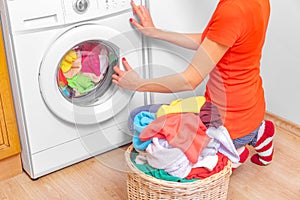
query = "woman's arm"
xmin=112 ymin=37 xmax=229 ymax=93
xmin=130 ymin=1 xmax=202 ymax=50
xmin=150 ymin=31 xmax=202 ymax=50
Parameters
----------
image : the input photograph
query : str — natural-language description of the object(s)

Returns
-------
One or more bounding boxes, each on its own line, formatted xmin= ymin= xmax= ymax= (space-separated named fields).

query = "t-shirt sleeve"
xmin=205 ymin=3 xmax=245 ymax=47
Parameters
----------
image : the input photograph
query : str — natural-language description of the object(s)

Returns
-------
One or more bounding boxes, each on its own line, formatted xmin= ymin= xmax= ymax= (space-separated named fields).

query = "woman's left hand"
xmin=130 ymin=1 xmax=158 ymax=38
xmin=112 ymin=57 xmax=144 ymax=91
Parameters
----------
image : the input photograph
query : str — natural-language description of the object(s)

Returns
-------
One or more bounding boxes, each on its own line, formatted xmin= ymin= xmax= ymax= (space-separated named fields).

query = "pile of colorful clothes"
xmin=128 ymin=96 xmax=239 ymax=182
xmin=57 ymin=42 xmax=116 ymax=98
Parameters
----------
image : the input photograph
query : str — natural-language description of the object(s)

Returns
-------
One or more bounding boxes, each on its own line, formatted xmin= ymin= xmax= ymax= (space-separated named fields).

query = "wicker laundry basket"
xmin=125 ymin=145 xmax=232 ymax=200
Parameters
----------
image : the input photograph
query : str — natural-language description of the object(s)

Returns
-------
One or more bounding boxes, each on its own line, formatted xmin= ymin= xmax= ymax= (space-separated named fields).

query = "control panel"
xmin=64 ymin=0 xmax=141 ymax=24
xmin=102 ymin=0 xmax=132 ymax=11
xmin=99 ymin=0 xmax=141 ymax=16
xmin=5 ymin=0 xmax=141 ymax=32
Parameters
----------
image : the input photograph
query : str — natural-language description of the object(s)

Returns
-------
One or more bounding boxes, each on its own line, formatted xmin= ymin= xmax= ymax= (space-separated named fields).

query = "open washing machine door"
xmin=39 ymin=24 xmax=136 ymax=125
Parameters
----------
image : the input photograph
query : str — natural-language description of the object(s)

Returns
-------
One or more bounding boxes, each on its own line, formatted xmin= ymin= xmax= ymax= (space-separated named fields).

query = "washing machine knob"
xmin=74 ymin=0 xmax=89 ymax=13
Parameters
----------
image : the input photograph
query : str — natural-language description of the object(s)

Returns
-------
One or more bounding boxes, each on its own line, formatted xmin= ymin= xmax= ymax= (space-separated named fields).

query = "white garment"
xmin=144 ymin=138 xmax=220 ymax=178
xmin=192 ymin=155 xmax=219 ymax=171
xmin=146 ymin=138 xmax=192 ymax=178
xmin=203 ymin=126 xmax=240 ymax=163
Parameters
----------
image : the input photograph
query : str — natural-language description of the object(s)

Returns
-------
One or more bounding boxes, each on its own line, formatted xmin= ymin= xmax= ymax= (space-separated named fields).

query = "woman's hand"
xmin=112 ymin=58 xmax=144 ymax=91
xmin=130 ymin=1 xmax=159 ymax=37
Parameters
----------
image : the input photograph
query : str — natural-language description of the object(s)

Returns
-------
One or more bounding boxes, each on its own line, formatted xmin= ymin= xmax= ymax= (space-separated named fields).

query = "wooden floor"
xmin=0 ymin=126 xmax=299 ymax=200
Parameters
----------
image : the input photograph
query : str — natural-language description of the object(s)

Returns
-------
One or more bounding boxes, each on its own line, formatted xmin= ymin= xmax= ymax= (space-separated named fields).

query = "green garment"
xmin=130 ymin=150 xmax=197 ymax=183
xmin=109 ymin=53 xmax=118 ymax=66
xmin=67 ymin=74 xmax=95 ymax=95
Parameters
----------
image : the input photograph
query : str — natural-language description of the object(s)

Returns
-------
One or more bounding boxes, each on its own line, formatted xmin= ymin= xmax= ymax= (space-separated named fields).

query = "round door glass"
xmin=56 ymin=40 xmax=118 ymax=105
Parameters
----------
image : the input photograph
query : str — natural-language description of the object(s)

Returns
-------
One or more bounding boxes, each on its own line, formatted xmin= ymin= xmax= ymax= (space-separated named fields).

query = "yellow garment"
xmin=156 ymin=96 xmax=206 ymax=118
xmin=60 ymin=50 xmax=77 ymax=73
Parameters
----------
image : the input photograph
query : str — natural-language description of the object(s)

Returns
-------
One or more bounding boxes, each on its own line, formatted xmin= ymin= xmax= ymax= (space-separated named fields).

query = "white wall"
xmin=261 ymin=0 xmax=300 ymax=125
xmin=148 ymin=0 xmax=300 ymax=125
xmin=149 ymin=0 xmax=217 ymax=33
xmin=148 ymin=0 xmax=218 ymax=103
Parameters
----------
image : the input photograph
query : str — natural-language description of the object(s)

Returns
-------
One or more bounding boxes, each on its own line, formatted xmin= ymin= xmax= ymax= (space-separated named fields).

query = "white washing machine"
xmin=0 ymin=0 xmax=145 ymax=179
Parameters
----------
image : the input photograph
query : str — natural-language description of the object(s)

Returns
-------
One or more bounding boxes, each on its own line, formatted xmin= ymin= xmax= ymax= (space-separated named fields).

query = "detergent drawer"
xmin=6 ymin=0 xmax=65 ymax=32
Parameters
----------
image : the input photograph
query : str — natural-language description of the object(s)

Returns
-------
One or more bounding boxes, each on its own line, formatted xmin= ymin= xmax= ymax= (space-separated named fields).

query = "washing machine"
xmin=0 ymin=0 xmax=145 ymax=179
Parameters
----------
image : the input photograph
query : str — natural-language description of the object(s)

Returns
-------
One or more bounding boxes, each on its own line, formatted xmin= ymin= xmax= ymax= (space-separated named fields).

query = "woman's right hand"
xmin=130 ymin=1 xmax=159 ymax=37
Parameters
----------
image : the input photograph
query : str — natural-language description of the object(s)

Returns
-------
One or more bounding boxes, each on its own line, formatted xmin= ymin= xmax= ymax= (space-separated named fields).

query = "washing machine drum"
xmin=39 ymin=25 xmax=134 ymax=125
xmin=57 ymin=40 xmax=117 ymax=104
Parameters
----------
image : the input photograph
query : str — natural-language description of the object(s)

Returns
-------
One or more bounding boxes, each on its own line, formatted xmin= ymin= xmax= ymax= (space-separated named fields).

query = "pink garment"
xmin=80 ymin=43 xmax=103 ymax=76
xmin=139 ymin=113 xmax=210 ymax=164
xmin=80 ymin=43 xmax=101 ymax=54
xmin=81 ymin=51 xmax=100 ymax=76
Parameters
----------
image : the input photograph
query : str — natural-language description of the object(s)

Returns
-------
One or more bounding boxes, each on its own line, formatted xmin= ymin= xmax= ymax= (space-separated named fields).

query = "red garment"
xmin=58 ymin=68 xmax=68 ymax=86
xmin=186 ymin=153 xmax=228 ymax=180
xmin=139 ymin=113 xmax=210 ymax=164
xmin=202 ymin=0 xmax=270 ymax=139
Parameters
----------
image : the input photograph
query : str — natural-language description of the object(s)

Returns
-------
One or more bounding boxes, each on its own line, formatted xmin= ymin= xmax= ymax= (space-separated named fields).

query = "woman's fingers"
xmin=112 ymin=57 xmax=143 ymax=90
xmin=131 ymin=1 xmax=149 ymax=24
xmin=112 ymin=58 xmax=131 ymax=80
xmin=112 ymin=66 xmax=122 ymax=86
xmin=122 ymin=57 xmax=133 ymax=71
xmin=131 ymin=1 xmax=143 ymax=18
xmin=140 ymin=5 xmax=148 ymax=17
xmin=130 ymin=1 xmax=156 ymax=38
xmin=130 ymin=18 xmax=143 ymax=30
xmin=113 ymin=65 xmax=123 ymax=75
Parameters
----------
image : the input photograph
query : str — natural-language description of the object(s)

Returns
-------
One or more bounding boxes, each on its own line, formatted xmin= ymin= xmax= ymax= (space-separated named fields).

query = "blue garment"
xmin=232 ymin=122 xmax=263 ymax=149
xmin=128 ymin=104 xmax=162 ymax=133
xmin=132 ymin=111 xmax=156 ymax=150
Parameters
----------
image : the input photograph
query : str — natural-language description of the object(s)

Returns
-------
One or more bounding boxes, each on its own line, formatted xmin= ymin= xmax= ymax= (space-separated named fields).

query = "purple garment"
xmin=199 ymin=102 xmax=223 ymax=128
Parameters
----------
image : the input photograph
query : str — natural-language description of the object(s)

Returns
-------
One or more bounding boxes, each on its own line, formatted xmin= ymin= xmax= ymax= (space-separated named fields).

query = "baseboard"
xmin=0 ymin=154 xmax=22 ymax=181
xmin=265 ymin=112 xmax=300 ymax=137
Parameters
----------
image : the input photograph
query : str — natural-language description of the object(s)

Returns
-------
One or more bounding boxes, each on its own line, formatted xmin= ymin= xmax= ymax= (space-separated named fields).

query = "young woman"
xmin=112 ymin=0 xmax=275 ymax=169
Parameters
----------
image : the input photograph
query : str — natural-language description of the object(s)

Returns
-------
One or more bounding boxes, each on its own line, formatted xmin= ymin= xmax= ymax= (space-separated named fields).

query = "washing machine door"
xmin=39 ymin=24 xmax=137 ymax=125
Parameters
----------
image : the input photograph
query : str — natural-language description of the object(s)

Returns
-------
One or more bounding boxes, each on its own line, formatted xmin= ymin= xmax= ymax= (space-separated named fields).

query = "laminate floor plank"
xmin=0 ymin=126 xmax=299 ymax=200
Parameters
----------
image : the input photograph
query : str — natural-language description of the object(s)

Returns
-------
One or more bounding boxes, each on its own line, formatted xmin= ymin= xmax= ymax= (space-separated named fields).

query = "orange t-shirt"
xmin=202 ymin=0 xmax=270 ymax=139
